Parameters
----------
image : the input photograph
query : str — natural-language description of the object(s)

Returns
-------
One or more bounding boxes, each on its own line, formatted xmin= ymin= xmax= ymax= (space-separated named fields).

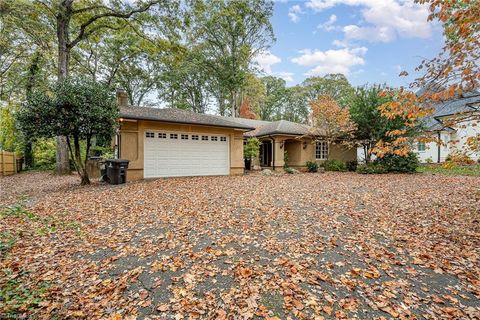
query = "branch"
xmin=68 ymin=0 xmax=161 ymax=49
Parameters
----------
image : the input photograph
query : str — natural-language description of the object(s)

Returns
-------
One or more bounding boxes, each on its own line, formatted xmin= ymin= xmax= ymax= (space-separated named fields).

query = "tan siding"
xmin=119 ymin=119 xmax=245 ymax=180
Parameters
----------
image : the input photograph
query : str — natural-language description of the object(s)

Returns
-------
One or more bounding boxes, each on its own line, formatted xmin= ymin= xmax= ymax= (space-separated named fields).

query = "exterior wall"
xmin=256 ymin=136 xmax=356 ymax=170
xmin=450 ymin=119 xmax=479 ymax=161
xmin=119 ymin=119 xmax=245 ymax=180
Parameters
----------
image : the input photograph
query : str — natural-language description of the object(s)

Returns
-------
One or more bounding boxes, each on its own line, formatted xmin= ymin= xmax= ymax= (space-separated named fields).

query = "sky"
xmin=253 ymin=0 xmax=445 ymax=88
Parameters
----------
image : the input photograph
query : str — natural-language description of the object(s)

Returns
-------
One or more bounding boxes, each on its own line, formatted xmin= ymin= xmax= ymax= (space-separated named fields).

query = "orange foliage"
xmin=239 ymin=97 xmax=257 ymax=120
xmin=309 ymin=96 xmax=356 ymax=156
xmin=413 ymin=0 xmax=479 ymax=101
xmin=372 ymin=89 xmax=434 ymax=158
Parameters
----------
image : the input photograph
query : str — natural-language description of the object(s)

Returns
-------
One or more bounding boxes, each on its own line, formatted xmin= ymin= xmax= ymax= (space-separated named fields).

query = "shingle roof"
xmin=424 ymin=93 xmax=480 ymax=130
xmin=244 ymin=119 xmax=315 ymax=137
xmin=119 ymin=106 xmax=255 ymax=130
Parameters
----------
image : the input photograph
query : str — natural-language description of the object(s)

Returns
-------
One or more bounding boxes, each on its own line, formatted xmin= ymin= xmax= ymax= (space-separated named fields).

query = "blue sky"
xmin=253 ymin=0 xmax=444 ymax=88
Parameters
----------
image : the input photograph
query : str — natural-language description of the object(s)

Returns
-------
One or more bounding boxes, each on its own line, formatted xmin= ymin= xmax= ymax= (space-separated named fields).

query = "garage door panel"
xmin=144 ymin=131 xmax=229 ymax=178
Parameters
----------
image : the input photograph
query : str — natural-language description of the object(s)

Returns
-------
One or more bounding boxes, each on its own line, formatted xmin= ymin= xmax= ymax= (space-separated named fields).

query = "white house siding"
xmin=450 ymin=119 xmax=480 ymax=161
xmin=414 ymin=132 xmax=451 ymax=163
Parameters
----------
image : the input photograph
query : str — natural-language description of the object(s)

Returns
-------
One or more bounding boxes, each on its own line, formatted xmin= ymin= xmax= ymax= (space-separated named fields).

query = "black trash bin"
xmin=105 ymin=159 xmax=129 ymax=185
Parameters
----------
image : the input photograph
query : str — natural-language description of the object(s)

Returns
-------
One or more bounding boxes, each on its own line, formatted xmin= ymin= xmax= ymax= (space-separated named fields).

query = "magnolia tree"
xmin=309 ymin=95 xmax=356 ymax=160
xmin=17 ymin=78 xmax=118 ymax=185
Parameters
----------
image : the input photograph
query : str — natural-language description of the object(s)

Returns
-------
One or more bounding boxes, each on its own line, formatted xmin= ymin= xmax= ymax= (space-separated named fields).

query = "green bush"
xmin=284 ymin=167 xmax=297 ymax=174
xmin=323 ymin=159 xmax=347 ymax=172
xmin=374 ymin=152 xmax=419 ymax=173
xmin=32 ymin=138 xmax=56 ymax=170
xmin=356 ymin=163 xmax=387 ymax=174
xmin=346 ymin=160 xmax=358 ymax=172
xmin=306 ymin=161 xmax=318 ymax=172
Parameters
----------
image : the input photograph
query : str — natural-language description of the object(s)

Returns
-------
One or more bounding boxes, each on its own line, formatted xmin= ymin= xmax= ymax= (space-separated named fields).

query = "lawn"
xmin=1 ymin=171 xmax=479 ymax=319
xmin=417 ymin=164 xmax=480 ymax=176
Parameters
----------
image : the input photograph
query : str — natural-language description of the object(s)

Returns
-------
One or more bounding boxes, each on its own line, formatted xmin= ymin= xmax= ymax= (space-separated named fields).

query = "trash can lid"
xmin=106 ymin=159 xmax=130 ymax=163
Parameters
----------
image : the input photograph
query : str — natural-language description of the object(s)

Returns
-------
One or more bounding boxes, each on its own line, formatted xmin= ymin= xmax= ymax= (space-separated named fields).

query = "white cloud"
xmin=306 ymin=0 xmax=431 ymax=43
xmin=288 ymin=5 xmax=304 ymax=23
xmin=253 ymin=50 xmax=281 ymax=74
xmin=318 ymin=14 xmax=338 ymax=31
xmin=276 ymin=72 xmax=295 ymax=82
xmin=291 ymin=47 xmax=367 ymax=76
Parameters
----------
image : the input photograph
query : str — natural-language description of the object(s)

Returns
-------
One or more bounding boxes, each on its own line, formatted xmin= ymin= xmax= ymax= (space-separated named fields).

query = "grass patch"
xmin=0 ymin=203 xmax=82 ymax=257
xmin=417 ymin=164 xmax=480 ymax=176
xmin=0 ymin=268 xmax=50 ymax=317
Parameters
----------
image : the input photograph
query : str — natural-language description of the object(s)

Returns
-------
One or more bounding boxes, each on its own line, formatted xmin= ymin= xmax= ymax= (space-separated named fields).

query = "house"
xmin=116 ymin=90 xmax=356 ymax=180
xmin=413 ymin=93 xmax=480 ymax=163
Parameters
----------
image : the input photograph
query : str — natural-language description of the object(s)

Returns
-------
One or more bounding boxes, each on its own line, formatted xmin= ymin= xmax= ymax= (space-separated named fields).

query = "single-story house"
xmin=116 ymin=90 xmax=356 ymax=180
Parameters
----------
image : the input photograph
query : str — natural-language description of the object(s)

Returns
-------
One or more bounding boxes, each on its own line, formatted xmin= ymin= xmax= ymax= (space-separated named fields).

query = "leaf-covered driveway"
xmin=1 ymin=172 xmax=479 ymax=319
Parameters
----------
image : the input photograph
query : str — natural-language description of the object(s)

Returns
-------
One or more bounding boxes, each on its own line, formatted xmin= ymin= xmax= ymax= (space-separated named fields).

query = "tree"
xmin=349 ymin=85 xmax=400 ymax=163
xmin=281 ymin=86 xmax=310 ymax=123
xmin=310 ymin=95 xmax=357 ymax=160
xmin=413 ymin=0 xmax=479 ymax=98
xmin=191 ymin=0 xmax=275 ymax=116
xmin=17 ymin=78 xmax=118 ymax=185
xmin=257 ymin=76 xmax=286 ymax=121
xmin=371 ymin=89 xmax=432 ymax=158
xmin=239 ymin=97 xmax=257 ymax=119
xmin=302 ymin=74 xmax=354 ymax=108
xmin=10 ymin=0 xmax=174 ymax=174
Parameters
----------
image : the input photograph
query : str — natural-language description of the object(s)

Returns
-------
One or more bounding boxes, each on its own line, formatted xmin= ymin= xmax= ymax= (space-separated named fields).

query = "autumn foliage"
xmin=310 ymin=95 xmax=356 ymax=159
xmin=413 ymin=0 xmax=479 ymax=99
xmin=239 ymin=97 xmax=257 ymax=119
xmin=371 ymin=89 xmax=432 ymax=157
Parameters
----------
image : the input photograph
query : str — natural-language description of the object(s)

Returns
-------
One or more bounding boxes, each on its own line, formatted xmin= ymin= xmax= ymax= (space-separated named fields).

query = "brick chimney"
xmin=116 ymin=88 xmax=129 ymax=107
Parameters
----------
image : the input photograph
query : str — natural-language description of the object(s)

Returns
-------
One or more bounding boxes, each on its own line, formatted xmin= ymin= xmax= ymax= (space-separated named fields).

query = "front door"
xmin=260 ymin=141 xmax=272 ymax=167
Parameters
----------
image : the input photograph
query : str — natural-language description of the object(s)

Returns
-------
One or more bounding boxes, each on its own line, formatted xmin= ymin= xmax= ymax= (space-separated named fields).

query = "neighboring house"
xmin=116 ymin=90 xmax=356 ymax=180
xmin=414 ymin=94 xmax=480 ymax=163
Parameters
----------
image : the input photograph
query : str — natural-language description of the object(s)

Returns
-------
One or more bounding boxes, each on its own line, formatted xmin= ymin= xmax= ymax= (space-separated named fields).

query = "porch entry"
xmin=260 ymin=141 xmax=272 ymax=167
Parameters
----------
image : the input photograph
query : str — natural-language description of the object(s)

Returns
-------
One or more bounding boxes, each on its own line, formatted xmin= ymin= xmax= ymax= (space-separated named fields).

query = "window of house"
xmin=417 ymin=142 xmax=426 ymax=152
xmin=211 ymin=136 xmax=218 ymax=141
xmin=181 ymin=134 xmax=188 ymax=140
xmin=315 ymin=141 xmax=328 ymax=160
xmin=145 ymin=132 xmax=154 ymax=138
xmin=192 ymin=135 xmax=199 ymax=140
xmin=170 ymin=133 xmax=178 ymax=139
xmin=158 ymin=133 xmax=166 ymax=139
xmin=202 ymin=135 xmax=208 ymax=141
xmin=220 ymin=137 xmax=227 ymax=142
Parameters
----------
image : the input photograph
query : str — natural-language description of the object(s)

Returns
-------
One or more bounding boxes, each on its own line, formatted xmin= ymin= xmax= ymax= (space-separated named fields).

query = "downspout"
xmin=270 ymin=136 xmax=275 ymax=170
xmin=437 ymin=131 xmax=441 ymax=163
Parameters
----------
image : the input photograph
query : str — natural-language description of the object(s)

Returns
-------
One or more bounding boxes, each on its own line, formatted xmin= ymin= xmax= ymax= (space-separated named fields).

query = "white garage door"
xmin=144 ymin=131 xmax=230 ymax=178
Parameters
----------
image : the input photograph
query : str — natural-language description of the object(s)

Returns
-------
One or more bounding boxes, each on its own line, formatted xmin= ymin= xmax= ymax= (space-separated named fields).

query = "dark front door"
xmin=260 ymin=141 xmax=272 ymax=167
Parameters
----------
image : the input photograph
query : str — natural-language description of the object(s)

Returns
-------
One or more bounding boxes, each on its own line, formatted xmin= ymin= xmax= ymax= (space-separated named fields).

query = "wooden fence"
xmin=0 ymin=151 xmax=17 ymax=176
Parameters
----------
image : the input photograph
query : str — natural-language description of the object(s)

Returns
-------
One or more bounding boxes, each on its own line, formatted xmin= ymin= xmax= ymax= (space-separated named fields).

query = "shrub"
xmin=284 ymin=167 xmax=299 ymax=174
xmin=33 ymin=138 xmax=56 ymax=170
xmin=244 ymin=138 xmax=261 ymax=160
xmin=442 ymin=161 xmax=457 ymax=169
xmin=356 ymin=163 xmax=387 ymax=174
xmin=306 ymin=161 xmax=318 ymax=172
xmin=445 ymin=152 xmax=475 ymax=165
xmin=346 ymin=160 xmax=358 ymax=172
xmin=374 ymin=152 xmax=419 ymax=173
xmin=323 ymin=159 xmax=347 ymax=172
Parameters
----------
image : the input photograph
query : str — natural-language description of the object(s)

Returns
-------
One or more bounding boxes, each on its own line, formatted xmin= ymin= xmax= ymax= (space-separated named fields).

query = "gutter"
xmin=119 ymin=115 xmax=255 ymax=131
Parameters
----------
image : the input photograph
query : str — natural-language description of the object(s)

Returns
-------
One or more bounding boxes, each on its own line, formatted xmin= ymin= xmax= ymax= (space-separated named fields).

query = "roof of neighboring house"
xmin=243 ymin=119 xmax=315 ymax=137
xmin=119 ymin=106 xmax=255 ymax=130
xmin=423 ymin=92 xmax=480 ymax=131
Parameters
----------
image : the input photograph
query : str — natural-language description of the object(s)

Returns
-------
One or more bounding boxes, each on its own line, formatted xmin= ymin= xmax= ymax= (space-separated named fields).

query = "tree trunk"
xmin=24 ymin=141 xmax=33 ymax=168
xmin=55 ymin=1 xmax=73 ymax=175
